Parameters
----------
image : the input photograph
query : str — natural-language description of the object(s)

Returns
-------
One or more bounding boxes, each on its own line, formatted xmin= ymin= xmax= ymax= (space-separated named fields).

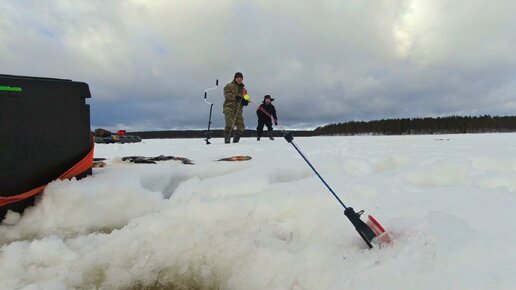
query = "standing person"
xmin=223 ymin=72 xmax=249 ymax=143
xmin=256 ymin=95 xmax=278 ymax=141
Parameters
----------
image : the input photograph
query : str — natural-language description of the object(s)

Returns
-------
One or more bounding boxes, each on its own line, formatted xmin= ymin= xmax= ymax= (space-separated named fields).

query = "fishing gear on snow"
xmin=203 ymin=79 xmax=218 ymax=144
xmin=250 ymin=98 xmax=389 ymax=248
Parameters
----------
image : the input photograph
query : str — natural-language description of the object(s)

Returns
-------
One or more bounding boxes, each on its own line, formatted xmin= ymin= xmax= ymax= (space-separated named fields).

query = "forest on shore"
xmin=126 ymin=115 xmax=516 ymax=139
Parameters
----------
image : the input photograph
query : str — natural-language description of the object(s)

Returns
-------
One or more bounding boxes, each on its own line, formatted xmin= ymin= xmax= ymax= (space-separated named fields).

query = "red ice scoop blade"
xmin=367 ymin=215 xmax=391 ymax=246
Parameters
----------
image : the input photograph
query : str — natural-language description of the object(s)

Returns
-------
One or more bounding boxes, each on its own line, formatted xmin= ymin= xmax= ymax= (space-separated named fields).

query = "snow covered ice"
xmin=1 ymin=133 xmax=516 ymax=289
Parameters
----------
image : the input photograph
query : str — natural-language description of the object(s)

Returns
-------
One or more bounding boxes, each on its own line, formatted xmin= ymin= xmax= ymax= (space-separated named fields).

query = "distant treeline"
xmin=128 ymin=129 xmax=314 ymax=139
xmin=314 ymin=115 xmax=516 ymax=136
xmin=127 ymin=115 xmax=516 ymax=139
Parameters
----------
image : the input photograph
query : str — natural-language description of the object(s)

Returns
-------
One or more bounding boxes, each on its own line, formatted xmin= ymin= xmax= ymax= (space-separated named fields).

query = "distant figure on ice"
xmin=256 ymin=95 xmax=278 ymax=141
xmin=223 ymin=72 xmax=249 ymax=144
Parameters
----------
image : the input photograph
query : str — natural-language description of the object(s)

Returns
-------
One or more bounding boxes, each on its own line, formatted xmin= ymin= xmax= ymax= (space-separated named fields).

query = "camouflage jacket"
xmin=223 ymin=80 xmax=245 ymax=113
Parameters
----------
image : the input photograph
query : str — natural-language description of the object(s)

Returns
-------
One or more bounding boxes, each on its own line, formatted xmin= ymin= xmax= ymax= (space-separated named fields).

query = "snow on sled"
xmin=217 ymin=156 xmax=252 ymax=161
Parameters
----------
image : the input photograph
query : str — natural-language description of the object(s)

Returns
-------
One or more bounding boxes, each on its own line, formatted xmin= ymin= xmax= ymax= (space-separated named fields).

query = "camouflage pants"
xmin=224 ymin=106 xmax=245 ymax=136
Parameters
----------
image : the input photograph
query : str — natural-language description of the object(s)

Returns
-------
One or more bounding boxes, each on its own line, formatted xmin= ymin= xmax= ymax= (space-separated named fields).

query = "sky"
xmin=1 ymin=0 xmax=515 ymax=131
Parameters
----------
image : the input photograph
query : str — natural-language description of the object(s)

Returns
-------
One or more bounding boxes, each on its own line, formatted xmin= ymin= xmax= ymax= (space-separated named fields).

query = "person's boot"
xmin=224 ymin=133 xmax=231 ymax=144
xmin=268 ymin=131 xmax=274 ymax=140
xmin=233 ymin=135 xmax=240 ymax=143
xmin=257 ymin=136 xmax=261 ymax=141
xmin=257 ymin=133 xmax=261 ymax=141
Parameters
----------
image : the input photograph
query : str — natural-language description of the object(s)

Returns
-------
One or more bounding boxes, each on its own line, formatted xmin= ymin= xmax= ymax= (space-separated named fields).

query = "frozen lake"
xmin=1 ymin=133 xmax=516 ymax=289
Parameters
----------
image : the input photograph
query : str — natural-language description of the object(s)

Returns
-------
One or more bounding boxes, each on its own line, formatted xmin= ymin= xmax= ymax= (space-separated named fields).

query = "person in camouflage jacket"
xmin=223 ymin=72 xmax=249 ymax=143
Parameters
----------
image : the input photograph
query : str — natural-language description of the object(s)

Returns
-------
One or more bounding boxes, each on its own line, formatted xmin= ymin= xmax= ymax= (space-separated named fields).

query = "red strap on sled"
xmin=0 ymin=141 xmax=94 ymax=207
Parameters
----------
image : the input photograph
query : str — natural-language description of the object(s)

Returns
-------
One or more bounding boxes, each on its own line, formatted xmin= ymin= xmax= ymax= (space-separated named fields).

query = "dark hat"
xmin=234 ymin=72 xmax=243 ymax=80
xmin=263 ymin=95 xmax=275 ymax=102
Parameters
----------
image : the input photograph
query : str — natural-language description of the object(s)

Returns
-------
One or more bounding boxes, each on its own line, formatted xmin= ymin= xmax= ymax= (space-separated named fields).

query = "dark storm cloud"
xmin=1 ymin=0 xmax=515 ymax=130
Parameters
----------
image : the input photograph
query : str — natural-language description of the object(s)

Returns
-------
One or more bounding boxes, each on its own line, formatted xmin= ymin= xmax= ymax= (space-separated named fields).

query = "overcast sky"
xmin=1 ymin=0 xmax=515 ymax=130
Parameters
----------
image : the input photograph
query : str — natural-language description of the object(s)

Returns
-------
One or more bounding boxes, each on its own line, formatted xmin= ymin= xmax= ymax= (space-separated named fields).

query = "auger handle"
xmin=204 ymin=79 xmax=218 ymax=104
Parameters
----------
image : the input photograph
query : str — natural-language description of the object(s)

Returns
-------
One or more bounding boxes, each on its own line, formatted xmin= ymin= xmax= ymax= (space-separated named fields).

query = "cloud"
xmin=1 ymin=0 xmax=515 ymax=130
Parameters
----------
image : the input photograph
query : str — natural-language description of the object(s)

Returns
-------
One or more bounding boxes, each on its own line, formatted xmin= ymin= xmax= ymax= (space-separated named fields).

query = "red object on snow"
xmin=367 ymin=215 xmax=391 ymax=245
xmin=117 ymin=130 xmax=126 ymax=136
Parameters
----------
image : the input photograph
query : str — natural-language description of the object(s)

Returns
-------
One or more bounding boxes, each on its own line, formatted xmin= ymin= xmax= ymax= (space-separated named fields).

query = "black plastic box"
xmin=1 ymin=74 xmax=92 ymax=220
